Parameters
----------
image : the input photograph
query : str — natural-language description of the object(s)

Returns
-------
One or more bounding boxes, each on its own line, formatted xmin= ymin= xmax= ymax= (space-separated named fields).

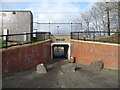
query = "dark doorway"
xmin=53 ymin=44 xmax=69 ymax=59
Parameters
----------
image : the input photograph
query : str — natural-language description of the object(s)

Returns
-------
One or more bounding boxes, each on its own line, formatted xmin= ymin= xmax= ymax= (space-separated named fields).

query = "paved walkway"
xmin=2 ymin=59 xmax=119 ymax=88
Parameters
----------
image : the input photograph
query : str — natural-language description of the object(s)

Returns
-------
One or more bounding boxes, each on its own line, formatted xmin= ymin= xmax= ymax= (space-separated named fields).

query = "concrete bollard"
xmin=70 ymin=56 xmax=75 ymax=63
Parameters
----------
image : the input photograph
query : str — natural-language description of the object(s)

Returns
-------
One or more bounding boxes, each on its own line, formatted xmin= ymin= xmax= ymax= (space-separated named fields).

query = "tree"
xmin=81 ymin=11 xmax=91 ymax=37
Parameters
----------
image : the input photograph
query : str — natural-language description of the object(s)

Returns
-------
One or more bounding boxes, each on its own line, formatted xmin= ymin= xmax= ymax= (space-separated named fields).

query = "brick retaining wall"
xmin=1 ymin=39 xmax=51 ymax=75
xmin=71 ymin=40 xmax=120 ymax=70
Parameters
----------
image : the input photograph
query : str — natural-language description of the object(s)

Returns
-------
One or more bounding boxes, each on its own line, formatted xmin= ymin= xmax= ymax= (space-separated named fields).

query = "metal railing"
xmin=33 ymin=22 xmax=82 ymax=34
xmin=0 ymin=32 xmax=51 ymax=49
xmin=71 ymin=31 xmax=120 ymax=44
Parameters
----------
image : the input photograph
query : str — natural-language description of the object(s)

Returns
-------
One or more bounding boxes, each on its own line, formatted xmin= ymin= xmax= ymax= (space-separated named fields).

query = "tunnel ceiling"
xmin=53 ymin=44 xmax=69 ymax=47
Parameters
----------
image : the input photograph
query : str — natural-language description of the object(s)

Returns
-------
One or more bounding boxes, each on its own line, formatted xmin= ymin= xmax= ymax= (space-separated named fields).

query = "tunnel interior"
xmin=52 ymin=44 xmax=69 ymax=59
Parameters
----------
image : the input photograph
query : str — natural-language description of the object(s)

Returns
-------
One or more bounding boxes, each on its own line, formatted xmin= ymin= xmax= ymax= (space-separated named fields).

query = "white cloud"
xmin=1 ymin=0 xmax=119 ymax=2
xmin=23 ymin=1 xmax=95 ymax=33
xmin=24 ymin=2 xmax=85 ymax=23
xmin=1 ymin=1 xmax=96 ymax=33
xmin=1 ymin=0 xmax=118 ymax=34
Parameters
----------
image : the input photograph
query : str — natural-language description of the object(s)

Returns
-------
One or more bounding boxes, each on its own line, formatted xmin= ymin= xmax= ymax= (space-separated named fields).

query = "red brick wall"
xmin=71 ymin=40 xmax=120 ymax=70
xmin=1 ymin=40 xmax=51 ymax=75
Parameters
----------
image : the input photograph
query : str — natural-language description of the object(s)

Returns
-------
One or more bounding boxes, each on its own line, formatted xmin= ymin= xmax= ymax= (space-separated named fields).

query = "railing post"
xmin=49 ymin=22 xmax=50 ymax=32
xmin=6 ymin=30 xmax=9 ymax=49
xmin=44 ymin=33 xmax=45 ymax=40
xmin=93 ymin=33 xmax=95 ymax=41
xmin=31 ymin=32 xmax=32 ymax=43
xmin=6 ymin=35 xmax=7 ymax=49
xmin=70 ymin=32 xmax=72 ymax=39
xmin=83 ymin=36 xmax=86 ymax=41
xmin=49 ymin=32 xmax=51 ymax=39
xmin=78 ymin=33 xmax=79 ymax=40
xmin=23 ymin=32 xmax=27 ymax=42
xmin=71 ymin=23 xmax=72 ymax=32
xmin=36 ymin=32 xmax=37 ymax=42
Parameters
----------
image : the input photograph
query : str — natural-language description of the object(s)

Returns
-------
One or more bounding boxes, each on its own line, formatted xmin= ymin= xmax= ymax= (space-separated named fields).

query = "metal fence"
xmin=33 ymin=22 xmax=82 ymax=34
xmin=71 ymin=31 xmax=120 ymax=44
xmin=0 ymin=32 xmax=51 ymax=49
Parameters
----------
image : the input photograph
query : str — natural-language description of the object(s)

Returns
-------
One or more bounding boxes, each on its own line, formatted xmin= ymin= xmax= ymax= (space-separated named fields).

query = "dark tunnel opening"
xmin=52 ymin=44 xmax=69 ymax=59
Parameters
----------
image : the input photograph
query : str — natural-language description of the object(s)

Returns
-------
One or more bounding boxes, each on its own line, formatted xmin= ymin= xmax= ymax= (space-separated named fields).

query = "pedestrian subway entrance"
xmin=51 ymin=43 xmax=70 ymax=60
